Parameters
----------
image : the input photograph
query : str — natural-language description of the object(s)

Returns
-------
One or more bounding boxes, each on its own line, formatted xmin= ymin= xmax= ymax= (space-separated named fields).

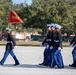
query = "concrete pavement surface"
xmin=0 ymin=46 xmax=76 ymax=75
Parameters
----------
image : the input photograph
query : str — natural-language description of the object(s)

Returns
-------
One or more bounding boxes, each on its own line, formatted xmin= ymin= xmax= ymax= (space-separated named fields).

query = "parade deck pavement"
xmin=0 ymin=46 xmax=76 ymax=75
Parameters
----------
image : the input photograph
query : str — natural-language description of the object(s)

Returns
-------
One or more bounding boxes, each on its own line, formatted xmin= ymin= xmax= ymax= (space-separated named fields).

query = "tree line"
xmin=0 ymin=0 xmax=76 ymax=37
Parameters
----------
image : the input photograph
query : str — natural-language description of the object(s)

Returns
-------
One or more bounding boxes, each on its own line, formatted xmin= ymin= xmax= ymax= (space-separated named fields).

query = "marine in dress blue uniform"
xmin=48 ymin=23 xmax=56 ymax=66
xmin=39 ymin=25 xmax=52 ymax=66
xmin=50 ymin=24 xmax=64 ymax=68
xmin=69 ymin=34 xmax=76 ymax=67
xmin=0 ymin=28 xmax=20 ymax=66
xmin=39 ymin=24 xmax=55 ymax=66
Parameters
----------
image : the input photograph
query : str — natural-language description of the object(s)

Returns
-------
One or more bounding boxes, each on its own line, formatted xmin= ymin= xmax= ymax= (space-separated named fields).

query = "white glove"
xmin=58 ymin=47 xmax=61 ymax=50
xmin=50 ymin=46 xmax=53 ymax=49
xmin=40 ymin=44 xmax=43 ymax=47
xmin=45 ymin=45 xmax=49 ymax=49
xmin=14 ymin=46 xmax=17 ymax=49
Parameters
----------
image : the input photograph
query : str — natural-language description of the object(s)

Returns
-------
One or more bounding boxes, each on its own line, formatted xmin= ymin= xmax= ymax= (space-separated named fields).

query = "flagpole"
xmin=8 ymin=23 xmax=10 ymax=28
xmin=8 ymin=23 xmax=11 ymax=28
xmin=8 ymin=10 xmax=10 ymax=28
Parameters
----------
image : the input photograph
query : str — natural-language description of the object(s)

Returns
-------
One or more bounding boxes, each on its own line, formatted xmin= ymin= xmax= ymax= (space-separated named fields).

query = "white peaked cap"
xmin=55 ymin=24 xmax=62 ymax=29
xmin=47 ymin=24 xmax=51 ymax=27
xmin=6 ymin=28 xmax=11 ymax=31
xmin=47 ymin=23 xmax=55 ymax=27
xmin=50 ymin=23 xmax=55 ymax=27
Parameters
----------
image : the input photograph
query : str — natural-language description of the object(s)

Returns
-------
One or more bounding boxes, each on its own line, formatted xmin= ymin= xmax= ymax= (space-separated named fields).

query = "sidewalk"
xmin=0 ymin=46 xmax=76 ymax=75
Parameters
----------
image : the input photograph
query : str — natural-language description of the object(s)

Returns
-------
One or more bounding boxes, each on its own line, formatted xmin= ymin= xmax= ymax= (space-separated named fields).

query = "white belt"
xmin=46 ymin=39 xmax=52 ymax=41
xmin=7 ymin=41 xmax=12 ymax=43
xmin=54 ymin=40 xmax=59 ymax=42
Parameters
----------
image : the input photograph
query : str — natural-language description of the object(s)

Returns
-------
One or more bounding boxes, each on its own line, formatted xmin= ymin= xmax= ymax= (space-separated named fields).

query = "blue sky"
xmin=12 ymin=0 xmax=32 ymax=5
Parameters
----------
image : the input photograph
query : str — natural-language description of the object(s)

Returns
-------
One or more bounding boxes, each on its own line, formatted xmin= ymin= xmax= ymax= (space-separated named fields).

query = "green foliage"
xmin=0 ymin=0 xmax=76 ymax=35
xmin=21 ymin=0 xmax=76 ymax=35
xmin=0 ymin=0 xmax=13 ymax=32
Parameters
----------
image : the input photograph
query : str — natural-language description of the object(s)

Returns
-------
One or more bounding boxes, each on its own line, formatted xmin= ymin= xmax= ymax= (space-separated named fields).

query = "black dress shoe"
xmin=69 ymin=64 xmax=76 ymax=68
xmin=0 ymin=63 xmax=3 ymax=65
xmin=13 ymin=63 xmax=20 ymax=66
xmin=57 ymin=65 xmax=64 ymax=69
xmin=39 ymin=63 xmax=44 ymax=65
xmin=0 ymin=62 xmax=3 ymax=65
xmin=39 ymin=63 xmax=48 ymax=66
xmin=57 ymin=67 xmax=64 ymax=69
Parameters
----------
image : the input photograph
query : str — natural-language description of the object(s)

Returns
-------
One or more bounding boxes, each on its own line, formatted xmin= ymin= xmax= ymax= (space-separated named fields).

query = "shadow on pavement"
xmin=1 ymin=64 xmax=76 ymax=69
xmin=2 ymin=64 xmax=48 ymax=68
xmin=64 ymin=65 xmax=76 ymax=70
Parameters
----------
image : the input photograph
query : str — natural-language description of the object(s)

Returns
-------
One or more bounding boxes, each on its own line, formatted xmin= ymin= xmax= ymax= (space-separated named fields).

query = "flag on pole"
xmin=8 ymin=10 xmax=23 ymax=23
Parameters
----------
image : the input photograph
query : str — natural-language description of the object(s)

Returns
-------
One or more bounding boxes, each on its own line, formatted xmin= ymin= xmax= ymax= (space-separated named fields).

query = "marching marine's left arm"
xmin=58 ymin=33 xmax=62 ymax=49
xmin=11 ymin=35 xmax=16 ymax=46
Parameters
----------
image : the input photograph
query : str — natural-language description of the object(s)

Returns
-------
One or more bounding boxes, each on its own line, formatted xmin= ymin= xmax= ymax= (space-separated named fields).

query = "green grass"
xmin=0 ymin=41 xmax=41 ymax=46
xmin=0 ymin=41 xmax=69 ymax=47
xmin=62 ymin=42 xmax=69 ymax=47
xmin=16 ymin=41 xmax=41 ymax=46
